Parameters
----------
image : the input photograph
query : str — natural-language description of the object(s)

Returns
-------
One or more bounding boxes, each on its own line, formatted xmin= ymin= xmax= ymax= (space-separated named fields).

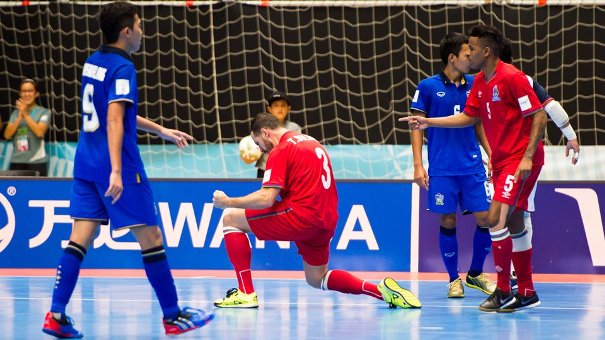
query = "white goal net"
xmin=1 ymin=1 xmax=603 ymax=178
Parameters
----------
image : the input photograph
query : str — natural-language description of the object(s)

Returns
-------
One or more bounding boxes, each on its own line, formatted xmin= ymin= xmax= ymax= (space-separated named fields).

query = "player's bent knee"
xmin=477 ymin=219 xmax=489 ymax=228
xmin=305 ymin=268 xmax=328 ymax=289
xmin=70 ymin=220 xmax=101 ymax=248
xmin=221 ymin=208 xmax=249 ymax=231
xmin=223 ymin=208 xmax=244 ymax=221
xmin=222 ymin=209 xmax=237 ymax=226
xmin=440 ymin=214 xmax=457 ymax=227
xmin=474 ymin=212 xmax=489 ymax=227
xmin=486 ymin=213 xmax=502 ymax=229
xmin=305 ymin=275 xmax=322 ymax=289
xmin=132 ymin=225 xmax=164 ymax=249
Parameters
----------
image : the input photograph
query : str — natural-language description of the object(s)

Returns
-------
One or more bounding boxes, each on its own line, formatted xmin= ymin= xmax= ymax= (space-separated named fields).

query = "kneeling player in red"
xmin=212 ymin=113 xmax=421 ymax=310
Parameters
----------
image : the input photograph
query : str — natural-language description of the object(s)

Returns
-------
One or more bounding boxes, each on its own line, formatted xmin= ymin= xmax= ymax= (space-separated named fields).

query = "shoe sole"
xmin=448 ymin=293 xmax=465 ymax=298
xmin=165 ymin=313 xmax=215 ymax=336
xmin=478 ymin=292 xmax=516 ymax=313
xmin=214 ymin=302 xmax=259 ymax=308
xmin=478 ymin=306 xmax=499 ymax=313
xmin=464 ymin=281 xmax=494 ymax=295
xmin=42 ymin=328 xmax=84 ymax=339
xmin=497 ymin=300 xmax=541 ymax=313
xmin=378 ymin=278 xmax=421 ymax=309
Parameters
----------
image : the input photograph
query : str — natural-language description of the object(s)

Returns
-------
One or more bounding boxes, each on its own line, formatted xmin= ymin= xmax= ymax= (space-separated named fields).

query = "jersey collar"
xmin=100 ymin=45 xmax=133 ymax=62
xmin=438 ymin=71 xmax=469 ymax=86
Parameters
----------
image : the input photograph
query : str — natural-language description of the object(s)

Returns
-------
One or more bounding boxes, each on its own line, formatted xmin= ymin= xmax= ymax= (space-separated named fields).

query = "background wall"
xmin=2 ymin=2 xmax=602 ymax=179
xmin=1 ymin=2 xmax=603 ymax=153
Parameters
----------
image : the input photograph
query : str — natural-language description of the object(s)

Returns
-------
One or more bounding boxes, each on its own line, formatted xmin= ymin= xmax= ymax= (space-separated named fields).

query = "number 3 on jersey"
xmin=82 ymin=83 xmax=100 ymax=132
xmin=315 ymin=147 xmax=332 ymax=190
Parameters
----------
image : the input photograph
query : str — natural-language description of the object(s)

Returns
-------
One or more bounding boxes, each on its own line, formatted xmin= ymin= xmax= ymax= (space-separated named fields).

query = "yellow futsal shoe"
xmin=214 ymin=288 xmax=259 ymax=308
xmin=465 ymin=273 xmax=496 ymax=295
xmin=448 ymin=277 xmax=465 ymax=298
xmin=377 ymin=277 xmax=421 ymax=309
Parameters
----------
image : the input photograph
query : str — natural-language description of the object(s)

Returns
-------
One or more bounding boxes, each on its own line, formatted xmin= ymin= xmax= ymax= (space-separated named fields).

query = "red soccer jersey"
xmin=263 ymin=131 xmax=339 ymax=229
xmin=464 ymin=61 xmax=545 ymax=170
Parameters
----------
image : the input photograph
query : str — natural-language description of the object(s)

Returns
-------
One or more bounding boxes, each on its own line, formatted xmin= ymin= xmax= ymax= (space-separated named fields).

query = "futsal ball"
xmin=239 ymin=135 xmax=262 ymax=164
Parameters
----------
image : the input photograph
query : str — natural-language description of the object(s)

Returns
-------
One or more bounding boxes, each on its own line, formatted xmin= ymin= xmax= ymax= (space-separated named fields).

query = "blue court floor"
xmin=2 ymin=276 xmax=604 ymax=339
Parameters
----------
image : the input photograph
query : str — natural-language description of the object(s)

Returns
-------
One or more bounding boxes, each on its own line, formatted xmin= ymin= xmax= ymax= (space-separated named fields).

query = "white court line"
xmin=4 ymin=275 xmax=605 ymax=285
xmin=1 ymin=295 xmax=604 ymax=312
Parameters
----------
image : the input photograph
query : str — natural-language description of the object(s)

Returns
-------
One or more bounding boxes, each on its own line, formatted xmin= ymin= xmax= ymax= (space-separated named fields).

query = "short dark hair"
xmin=99 ymin=1 xmax=139 ymax=44
xmin=500 ymin=37 xmax=513 ymax=64
xmin=20 ymin=78 xmax=38 ymax=92
xmin=468 ymin=24 xmax=503 ymax=57
xmin=251 ymin=113 xmax=280 ymax=135
xmin=439 ymin=32 xmax=469 ymax=65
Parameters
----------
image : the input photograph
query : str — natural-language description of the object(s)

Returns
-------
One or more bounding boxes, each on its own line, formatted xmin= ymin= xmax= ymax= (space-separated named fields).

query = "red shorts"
xmin=245 ymin=202 xmax=335 ymax=266
xmin=492 ymin=163 xmax=542 ymax=212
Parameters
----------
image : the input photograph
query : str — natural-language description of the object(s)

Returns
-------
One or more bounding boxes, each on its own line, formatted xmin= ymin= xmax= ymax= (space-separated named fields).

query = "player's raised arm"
xmin=136 ymin=115 xmax=193 ymax=148
xmin=399 ymin=112 xmax=478 ymax=129
xmin=213 ymin=187 xmax=280 ymax=210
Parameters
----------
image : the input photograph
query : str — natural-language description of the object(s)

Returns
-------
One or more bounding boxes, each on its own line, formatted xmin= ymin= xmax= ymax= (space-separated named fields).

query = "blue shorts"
xmin=427 ymin=173 xmax=491 ymax=215
xmin=69 ymin=177 xmax=158 ymax=230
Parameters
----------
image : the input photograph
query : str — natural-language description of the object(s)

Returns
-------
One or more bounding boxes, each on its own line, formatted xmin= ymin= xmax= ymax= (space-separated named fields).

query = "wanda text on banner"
xmin=0 ymin=179 xmax=412 ymax=271
xmin=1 ymin=179 xmax=602 ymax=274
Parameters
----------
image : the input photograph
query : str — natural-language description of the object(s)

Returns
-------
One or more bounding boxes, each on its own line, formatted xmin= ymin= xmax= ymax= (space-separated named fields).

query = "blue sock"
xmin=142 ymin=246 xmax=180 ymax=320
xmin=439 ymin=226 xmax=459 ymax=282
xmin=50 ymin=241 xmax=86 ymax=314
xmin=468 ymin=225 xmax=492 ymax=277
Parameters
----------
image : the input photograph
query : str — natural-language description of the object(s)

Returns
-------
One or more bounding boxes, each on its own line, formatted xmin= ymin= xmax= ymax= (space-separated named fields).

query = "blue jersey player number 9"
xmin=82 ymin=83 xmax=100 ymax=132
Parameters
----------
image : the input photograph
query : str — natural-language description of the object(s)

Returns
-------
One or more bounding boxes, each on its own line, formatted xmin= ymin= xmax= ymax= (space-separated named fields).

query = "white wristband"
xmin=561 ymin=125 xmax=577 ymax=140
xmin=544 ymin=100 xmax=577 ymax=140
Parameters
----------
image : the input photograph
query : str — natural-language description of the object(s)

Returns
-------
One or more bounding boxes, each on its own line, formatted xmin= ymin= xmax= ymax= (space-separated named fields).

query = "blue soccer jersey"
xmin=73 ymin=46 xmax=146 ymax=183
xmin=410 ymin=72 xmax=485 ymax=176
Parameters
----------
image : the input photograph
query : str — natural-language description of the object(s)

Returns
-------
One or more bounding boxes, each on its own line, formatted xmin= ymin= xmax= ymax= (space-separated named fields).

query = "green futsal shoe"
xmin=377 ymin=277 xmax=422 ymax=309
xmin=214 ymin=288 xmax=259 ymax=308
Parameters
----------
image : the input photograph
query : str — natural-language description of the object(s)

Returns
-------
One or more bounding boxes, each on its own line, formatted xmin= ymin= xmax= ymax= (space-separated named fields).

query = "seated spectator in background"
xmin=254 ymin=91 xmax=302 ymax=178
xmin=4 ymin=78 xmax=50 ymax=176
